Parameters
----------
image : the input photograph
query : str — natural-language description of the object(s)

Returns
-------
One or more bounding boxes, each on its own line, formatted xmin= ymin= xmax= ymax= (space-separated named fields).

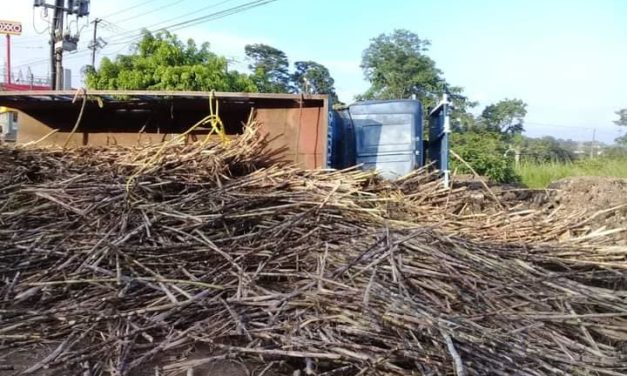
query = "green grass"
xmin=515 ymin=158 xmax=627 ymax=188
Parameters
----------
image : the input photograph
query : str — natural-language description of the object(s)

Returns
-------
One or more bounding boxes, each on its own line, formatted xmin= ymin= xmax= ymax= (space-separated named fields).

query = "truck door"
xmin=348 ymin=100 xmax=422 ymax=179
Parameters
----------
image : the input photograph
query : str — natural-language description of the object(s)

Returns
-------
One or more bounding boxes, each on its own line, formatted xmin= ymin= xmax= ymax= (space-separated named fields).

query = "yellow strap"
xmin=125 ymin=92 xmax=229 ymax=193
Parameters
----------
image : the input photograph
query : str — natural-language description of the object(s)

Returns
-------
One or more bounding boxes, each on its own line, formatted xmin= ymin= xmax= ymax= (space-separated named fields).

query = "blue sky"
xmin=3 ymin=0 xmax=627 ymax=142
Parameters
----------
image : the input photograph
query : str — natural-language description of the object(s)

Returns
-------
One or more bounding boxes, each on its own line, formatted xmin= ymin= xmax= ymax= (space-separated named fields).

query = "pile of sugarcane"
xmin=1 ymin=125 xmax=626 ymax=375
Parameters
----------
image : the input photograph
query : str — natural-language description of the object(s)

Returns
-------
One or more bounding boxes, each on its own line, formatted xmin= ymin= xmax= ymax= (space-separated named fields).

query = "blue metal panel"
xmin=327 ymin=109 xmax=356 ymax=169
xmin=357 ymin=153 xmax=416 ymax=179
xmin=348 ymin=100 xmax=423 ymax=178
xmin=353 ymin=114 xmax=415 ymax=154
xmin=428 ymin=97 xmax=450 ymax=186
xmin=326 ymin=110 xmax=341 ymax=168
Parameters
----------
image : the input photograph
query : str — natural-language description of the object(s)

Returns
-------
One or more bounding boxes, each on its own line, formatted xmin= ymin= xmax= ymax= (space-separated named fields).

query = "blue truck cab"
xmin=328 ymin=96 xmax=450 ymax=183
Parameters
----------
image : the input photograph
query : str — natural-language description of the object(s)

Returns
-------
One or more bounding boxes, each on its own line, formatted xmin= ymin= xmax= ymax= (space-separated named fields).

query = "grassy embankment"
xmin=515 ymin=158 xmax=627 ymax=188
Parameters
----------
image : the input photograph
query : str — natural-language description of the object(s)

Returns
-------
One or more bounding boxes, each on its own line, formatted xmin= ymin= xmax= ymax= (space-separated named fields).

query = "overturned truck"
xmin=0 ymin=90 xmax=450 ymax=180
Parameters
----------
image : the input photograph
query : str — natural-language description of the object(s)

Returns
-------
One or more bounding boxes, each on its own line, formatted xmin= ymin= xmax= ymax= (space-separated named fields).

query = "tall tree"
xmin=359 ymin=29 xmax=445 ymax=104
xmin=86 ymin=31 xmax=257 ymax=92
xmin=291 ymin=61 xmax=339 ymax=102
xmin=522 ymin=136 xmax=575 ymax=163
xmin=245 ymin=44 xmax=291 ymax=93
xmin=614 ymin=109 xmax=627 ymax=126
xmin=614 ymin=109 xmax=627 ymax=145
xmin=359 ymin=29 xmax=475 ymax=120
xmin=480 ymin=99 xmax=527 ymax=135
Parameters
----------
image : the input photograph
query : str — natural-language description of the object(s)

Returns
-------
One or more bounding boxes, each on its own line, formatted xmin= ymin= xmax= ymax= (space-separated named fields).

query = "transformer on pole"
xmin=33 ymin=0 xmax=90 ymax=89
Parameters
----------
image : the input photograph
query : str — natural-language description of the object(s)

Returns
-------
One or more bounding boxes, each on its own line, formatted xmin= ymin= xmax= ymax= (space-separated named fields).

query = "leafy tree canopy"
xmin=359 ymin=29 xmax=476 ymax=126
xmin=614 ymin=109 xmax=627 ymax=145
xmin=86 ymin=31 xmax=257 ymax=92
xmin=614 ymin=109 xmax=627 ymax=127
xmin=521 ymin=136 xmax=575 ymax=163
xmin=292 ymin=61 xmax=339 ymax=103
xmin=245 ymin=43 xmax=291 ymax=93
xmin=480 ymin=98 xmax=527 ymax=135
xmin=359 ymin=29 xmax=445 ymax=104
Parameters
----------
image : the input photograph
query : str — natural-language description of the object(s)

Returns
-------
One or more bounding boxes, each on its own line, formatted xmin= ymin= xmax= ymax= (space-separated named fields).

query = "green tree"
xmin=447 ymin=87 xmax=479 ymax=132
xmin=451 ymin=110 xmax=479 ymax=132
xmin=359 ymin=29 xmax=476 ymax=125
xmin=244 ymin=44 xmax=291 ymax=93
xmin=291 ymin=61 xmax=339 ymax=102
xmin=614 ymin=109 xmax=627 ymax=126
xmin=522 ymin=136 xmax=575 ymax=163
xmin=86 ymin=31 xmax=257 ymax=92
xmin=614 ymin=109 xmax=627 ymax=145
xmin=480 ymin=99 xmax=527 ymax=135
xmin=359 ymin=29 xmax=445 ymax=105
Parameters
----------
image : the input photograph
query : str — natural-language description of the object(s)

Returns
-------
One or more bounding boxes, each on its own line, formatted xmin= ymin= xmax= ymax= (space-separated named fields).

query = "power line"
xmin=11 ymin=46 xmax=46 ymax=50
xmin=13 ymin=0 xmax=278 ymax=70
xmin=106 ymin=0 xmax=276 ymax=49
xmin=163 ymin=0 xmax=276 ymax=33
xmin=97 ymin=0 xmax=196 ymax=38
xmin=526 ymin=121 xmax=621 ymax=134
xmin=112 ymin=0 xmax=189 ymax=24
xmin=526 ymin=121 xmax=596 ymax=130
xmin=99 ymin=0 xmax=161 ymax=19
xmin=32 ymin=6 xmax=51 ymax=35
xmin=100 ymin=0 xmax=246 ymax=46
xmin=14 ymin=0 xmax=271 ymax=65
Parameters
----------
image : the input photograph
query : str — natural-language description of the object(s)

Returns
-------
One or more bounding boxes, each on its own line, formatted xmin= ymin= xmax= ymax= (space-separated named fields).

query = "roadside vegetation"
xmin=516 ymin=157 xmax=627 ymax=188
xmin=86 ymin=29 xmax=627 ymax=187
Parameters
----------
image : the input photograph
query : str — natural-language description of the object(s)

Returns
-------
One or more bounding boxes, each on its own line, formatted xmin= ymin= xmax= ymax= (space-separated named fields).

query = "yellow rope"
xmin=202 ymin=91 xmax=229 ymax=145
xmin=21 ymin=129 xmax=59 ymax=147
xmin=62 ymin=88 xmax=88 ymax=149
xmin=125 ymin=92 xmax=229 ymax=193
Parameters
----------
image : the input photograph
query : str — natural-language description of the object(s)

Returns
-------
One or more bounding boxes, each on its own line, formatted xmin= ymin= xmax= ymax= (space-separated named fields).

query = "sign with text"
xmin=0 ymin=20 xmax=22 ymax=35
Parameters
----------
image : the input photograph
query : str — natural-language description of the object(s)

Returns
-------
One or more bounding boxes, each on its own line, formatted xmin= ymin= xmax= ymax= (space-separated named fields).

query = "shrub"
xmin=450 ymin=130 xmax=520 ymax=183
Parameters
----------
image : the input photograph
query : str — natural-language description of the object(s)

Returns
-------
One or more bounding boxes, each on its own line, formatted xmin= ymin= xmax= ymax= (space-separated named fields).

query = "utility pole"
xmin=35 ymin=0 xmax=90 ymax=90
xmin=52 ymin=0 xmax=64 ymax=90
xmin=6 ymin=34 xmax=11 ymax=85
xmin=589 ymin=128 xmax=596 ymax=159
xmin=89 ymin=18 xmax=101 ymax=67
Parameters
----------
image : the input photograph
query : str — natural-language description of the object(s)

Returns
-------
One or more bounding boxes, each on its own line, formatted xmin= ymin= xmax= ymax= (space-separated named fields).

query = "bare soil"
xmin=548 ymin=176 xmax=627 ymax=212
xmin=548 ymin=176 xmax=627 ymax=242
xmin=1 ymin=344 xmax=293 ymax=376
xmin=455 ymin=175 xmax=627 ymax=214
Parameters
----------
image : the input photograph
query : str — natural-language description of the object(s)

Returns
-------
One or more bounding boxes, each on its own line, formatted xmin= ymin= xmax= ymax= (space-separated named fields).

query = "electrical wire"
xmin=526 ymin=122 xmax=621 ymax=135
xmin=113 ymin=0 xmax=189 ymax=25
xmin=32 ymin=7 xmax=50 ymax=35
xmin=21 ymin=0 xmax=265 ymax=52
xmin=99 ymin=0 xmax=162 ymax=19
xmin=12 ymin=46 xmax=45 ymax=50
xmin=11 ymin=0 xmax=278 ymax=70
xmin=163 ymin=0 xmax=276 ymax=33
xmin=96 ymin=0 xmax=244 ymax=47
xmin=105 ymin=0 xmax=276 ymax=48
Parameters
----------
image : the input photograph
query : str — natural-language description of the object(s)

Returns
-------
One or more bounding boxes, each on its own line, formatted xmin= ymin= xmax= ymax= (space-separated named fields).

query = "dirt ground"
xmin=548 ymin=176 xmax=627 ymax=212
xmin=548 ymin=176 xmax=627 ymax=241
xmin=453 ymin=175 xmax=627 ymax=243
xmin=1 ymin=344 xmax=294 ymax=376
xmin=455 ymin=175 xmax=627 ymax=214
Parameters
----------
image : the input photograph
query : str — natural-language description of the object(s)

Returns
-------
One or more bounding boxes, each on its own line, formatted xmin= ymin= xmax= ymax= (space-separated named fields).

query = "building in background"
xmin=0 ymin=106 xmax=18 ymax=142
